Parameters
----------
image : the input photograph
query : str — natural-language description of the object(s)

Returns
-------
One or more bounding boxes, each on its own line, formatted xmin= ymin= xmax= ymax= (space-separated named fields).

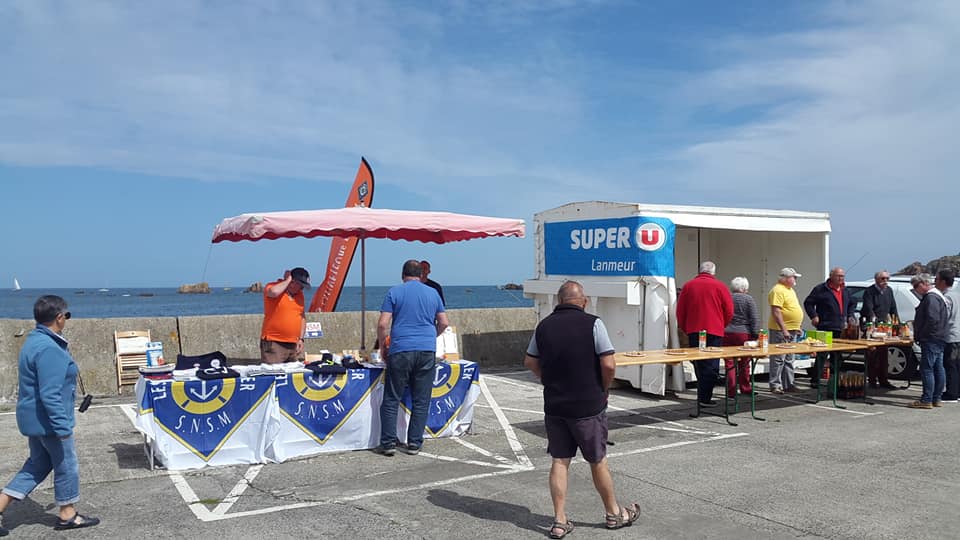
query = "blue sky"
xmin=2 ymin=1 xmax=958 ymax=288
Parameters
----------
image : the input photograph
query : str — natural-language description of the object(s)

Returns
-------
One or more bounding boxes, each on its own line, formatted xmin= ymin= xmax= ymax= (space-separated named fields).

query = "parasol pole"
xmin=360 ymin=237 xmax=366 ymax=351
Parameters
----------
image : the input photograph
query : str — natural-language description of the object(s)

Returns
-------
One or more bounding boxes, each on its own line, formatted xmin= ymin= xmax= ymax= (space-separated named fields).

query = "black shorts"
xmin=544 ymin=410 xmax=608 ymax=463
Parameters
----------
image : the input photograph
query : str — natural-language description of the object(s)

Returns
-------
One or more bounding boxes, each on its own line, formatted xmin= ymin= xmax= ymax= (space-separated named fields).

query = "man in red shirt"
xmin=676 ymin=261 xmax=734 ymax=406
xmin=260 ymin=267 xmax=310 ymax=364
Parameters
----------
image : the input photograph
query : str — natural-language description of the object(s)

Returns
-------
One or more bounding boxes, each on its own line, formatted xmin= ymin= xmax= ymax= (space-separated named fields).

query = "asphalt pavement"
xmin=1 ymin=371 xmax=957 ymax=539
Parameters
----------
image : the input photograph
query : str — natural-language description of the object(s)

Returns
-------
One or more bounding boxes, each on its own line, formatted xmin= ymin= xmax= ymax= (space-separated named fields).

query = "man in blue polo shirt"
xmin=373 ymin=260 xmax=449 ymax=456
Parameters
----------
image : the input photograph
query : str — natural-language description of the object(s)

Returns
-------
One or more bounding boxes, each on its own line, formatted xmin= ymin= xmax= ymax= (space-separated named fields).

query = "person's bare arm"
xmin=524 ymin=354 xmax=541 ymax=380
xmin=436 ymin=312 xmax=449 ymax=336
xmin=296 ymin=313 xmax=306 ymax=355
xmin=771 ymin=306 xmax=790 ymax=339
xmin=265 ymin=271 xmax=292 ymax=298
xmin=377 ymin=312 xmax=392 ymax=356
xmin=599 ymin=352 xmax=616 ymax=390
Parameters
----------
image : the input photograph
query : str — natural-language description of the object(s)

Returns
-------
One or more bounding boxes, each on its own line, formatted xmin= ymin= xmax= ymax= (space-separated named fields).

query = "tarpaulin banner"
xmin=544 ymin=216 xmax=675 ymax=277
xmin=136 ymin=376 xmax=276 ymax=468
xmin=134 ymin=361 xmax=479 ymax=470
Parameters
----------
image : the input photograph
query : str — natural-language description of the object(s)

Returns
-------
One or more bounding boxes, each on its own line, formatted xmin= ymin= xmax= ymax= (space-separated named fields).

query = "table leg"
xmin=689 ymin=360 xmax=738 ymax=426
xmin=814 ymin=353 xmax=822 ymax=403
xmin=750 ymin=357 xmax=765 ymax=422
xmin=899 ymin=346 xmax=914 ymax=390
xmin=831 ymin=353 xmax=846 ymax=409
xmin=862 ymin=350 xmax=874 ymax=405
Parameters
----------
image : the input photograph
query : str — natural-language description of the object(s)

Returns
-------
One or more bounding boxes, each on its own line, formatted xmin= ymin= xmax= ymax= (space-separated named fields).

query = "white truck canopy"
xmin=524 ymin=201 xmax=831 ymax=395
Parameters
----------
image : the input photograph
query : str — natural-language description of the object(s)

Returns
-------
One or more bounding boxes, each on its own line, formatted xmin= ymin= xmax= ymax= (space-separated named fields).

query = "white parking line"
xmin=142 ymin=371 xmax=750 ymax=522
xmin=479 ymin=376 xmax=532 ymax=468
xmin=213 ymin=464 xmax=264 ymax=515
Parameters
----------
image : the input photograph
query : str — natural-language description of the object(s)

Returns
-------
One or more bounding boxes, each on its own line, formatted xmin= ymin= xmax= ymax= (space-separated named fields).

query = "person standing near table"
xmin=942 ymin=270 xmax=960 ymax=402
xmin=373 ymin=260 xmax=448 ymax=456
xmin=723 ymin=276 xmax=760 ymax=396
xmin=524 ymin=280 xmax=640 ymax=538
xmin=676 ymin=261 xmax=734 ymax=406
xmin=0 ymin=296 xmax=100 ymax=534
xmin=419 ymin=260 xmax=445 ymax=306
xmin=260 ymin=267 xmax=310 ymax=364
xmin=861 ymin=270 xmax=899 ymax=390
xmin=768 ymin=268 xmax=805 ymax=394
xmin=909 ymin=272 xmax=950 ymax=409
xmin=803 ymin=267 xmax=857 ymax=390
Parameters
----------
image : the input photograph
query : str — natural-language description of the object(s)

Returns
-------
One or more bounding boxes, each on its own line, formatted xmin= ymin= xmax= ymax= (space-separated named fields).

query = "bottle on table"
xmin=759 ymin=329 xmax=769 ymax=352
xmin=698 ymin=329 xmax=707 ymax=351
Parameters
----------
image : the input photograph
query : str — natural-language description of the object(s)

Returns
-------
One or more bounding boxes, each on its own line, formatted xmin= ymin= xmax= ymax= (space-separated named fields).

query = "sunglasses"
xmin=61 ymin=311 xmax=71 ymax=320
xmin=878 ymin=277 xmax=890 ymax=281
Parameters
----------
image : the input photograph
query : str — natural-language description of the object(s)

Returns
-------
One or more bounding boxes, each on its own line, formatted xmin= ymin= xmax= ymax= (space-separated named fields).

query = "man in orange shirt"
xmin=260 ymin=267 xmax=310 ymax=364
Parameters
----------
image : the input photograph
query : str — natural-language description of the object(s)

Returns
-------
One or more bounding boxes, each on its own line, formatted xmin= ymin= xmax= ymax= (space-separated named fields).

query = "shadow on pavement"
xmin=2 ymin=496 xmax=59 ymax=532
xmin=109 ymin=442 xmax=150 ymax=470
xmin=426 ymin=488 xmax=558 ymax=536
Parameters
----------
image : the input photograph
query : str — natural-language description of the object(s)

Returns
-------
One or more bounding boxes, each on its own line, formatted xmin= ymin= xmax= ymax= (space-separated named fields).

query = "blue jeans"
xmin=919 ymin=340 xmax=946 ymax=404
xmin=2 ymin=435 xmax=80 ymax=506
xmin=379 ymin=350 xmax=436 ymax=449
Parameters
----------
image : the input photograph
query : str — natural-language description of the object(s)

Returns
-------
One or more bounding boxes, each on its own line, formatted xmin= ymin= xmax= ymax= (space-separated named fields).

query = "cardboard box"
xmin=804 ymin=330 xmax=833 ymax=345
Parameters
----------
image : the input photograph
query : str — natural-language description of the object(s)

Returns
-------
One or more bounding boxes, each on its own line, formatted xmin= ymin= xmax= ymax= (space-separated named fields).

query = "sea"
xmin=0 ymin=286 xmax=532 ymax=319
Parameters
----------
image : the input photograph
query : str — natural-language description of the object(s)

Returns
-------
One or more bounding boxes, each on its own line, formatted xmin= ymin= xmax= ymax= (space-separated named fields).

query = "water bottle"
xmin=698 ymin=330 xmax=707 ymax=351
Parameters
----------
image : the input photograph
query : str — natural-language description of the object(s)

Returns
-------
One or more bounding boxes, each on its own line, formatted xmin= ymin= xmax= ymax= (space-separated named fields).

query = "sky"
xmin=1 ymin=0 xmax=958 ymax=288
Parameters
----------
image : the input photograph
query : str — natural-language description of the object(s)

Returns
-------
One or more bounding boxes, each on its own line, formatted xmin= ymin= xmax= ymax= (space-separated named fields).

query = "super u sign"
xmin=544 ymin=216 xmax=675 ymax=277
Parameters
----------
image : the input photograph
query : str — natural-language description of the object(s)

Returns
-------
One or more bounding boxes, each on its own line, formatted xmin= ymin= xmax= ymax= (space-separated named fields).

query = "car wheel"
xmin=887 ymin=347 xmax=918 ymax=380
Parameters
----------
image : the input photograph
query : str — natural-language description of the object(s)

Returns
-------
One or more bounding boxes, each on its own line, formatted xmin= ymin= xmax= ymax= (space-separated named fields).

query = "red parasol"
xmin=212 ymin=206 xmax=525 ymax=349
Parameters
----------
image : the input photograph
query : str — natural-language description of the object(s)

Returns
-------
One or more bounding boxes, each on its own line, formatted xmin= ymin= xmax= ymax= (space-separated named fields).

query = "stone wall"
xmin=0 ymin=307 xmax=536 ymax=402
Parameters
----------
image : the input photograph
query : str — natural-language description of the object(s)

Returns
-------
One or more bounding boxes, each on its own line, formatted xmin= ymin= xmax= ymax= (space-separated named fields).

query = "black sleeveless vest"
xmin=534 ymin=304 xmax=605 ymax=418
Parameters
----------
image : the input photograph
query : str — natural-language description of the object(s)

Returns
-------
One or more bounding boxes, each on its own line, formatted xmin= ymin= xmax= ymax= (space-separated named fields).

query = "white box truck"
xmin=523 ymin=201 xmax=831 ymax=395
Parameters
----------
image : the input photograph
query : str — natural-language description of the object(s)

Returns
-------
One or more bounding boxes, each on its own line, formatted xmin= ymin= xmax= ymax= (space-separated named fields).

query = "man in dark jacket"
xmin=861 ymin=270 xmax=899 ymax=389
xmin=524 ymin=281 xmax=640 ymax=537
xmin=909 ymin=272 xmax=950 ymax=408
xmin=803 ymin=267 xmax=857 ymax=390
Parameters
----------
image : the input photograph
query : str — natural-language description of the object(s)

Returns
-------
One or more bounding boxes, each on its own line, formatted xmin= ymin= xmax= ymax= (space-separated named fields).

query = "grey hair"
xmin=874 ymin=270 xmax=890 ymax=279
xmin=730 ymin=276 xmax=749 ymax=293
xmin=698 ymin=261 xmax=716 ymax=275
xmin=558 ymin=280 xmax=584 ymax=304
xmin=911 ymin=273 xmax=933 ymax=287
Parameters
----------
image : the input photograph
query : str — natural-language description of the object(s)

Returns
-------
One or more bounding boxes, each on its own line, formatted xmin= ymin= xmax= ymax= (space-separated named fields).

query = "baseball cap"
xmin=290 ymin=267 xmax=311 ymax=289
xmin=779 ymin=267 xmax=802 ymax=278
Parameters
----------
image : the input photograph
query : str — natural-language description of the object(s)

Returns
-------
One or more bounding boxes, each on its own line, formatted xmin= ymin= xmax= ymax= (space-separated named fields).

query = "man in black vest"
xmin=524 ymin=281 xmax=640 ymax=538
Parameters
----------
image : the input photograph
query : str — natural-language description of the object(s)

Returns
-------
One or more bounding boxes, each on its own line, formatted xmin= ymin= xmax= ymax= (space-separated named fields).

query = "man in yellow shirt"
xmin=768 ymin=268 xmax=804 ymax=393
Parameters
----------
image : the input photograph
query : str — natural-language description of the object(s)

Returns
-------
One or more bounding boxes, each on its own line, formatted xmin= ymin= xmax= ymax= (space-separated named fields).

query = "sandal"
xmin=548 ymin=520 xmax=574 ymax=539
xmin=54 ymin=513 xmax=100 ymax=531
xmin=605 ymin=503 xmax=640 ymax=529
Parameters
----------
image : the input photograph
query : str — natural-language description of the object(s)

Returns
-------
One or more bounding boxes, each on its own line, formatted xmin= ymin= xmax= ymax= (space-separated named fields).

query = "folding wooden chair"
xmin=115 ymin=330 xmax=150 ymax=394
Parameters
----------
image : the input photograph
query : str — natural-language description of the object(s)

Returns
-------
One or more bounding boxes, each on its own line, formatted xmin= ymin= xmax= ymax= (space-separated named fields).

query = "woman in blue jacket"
xmin=0 ymin=296 xmax=99 ymax=534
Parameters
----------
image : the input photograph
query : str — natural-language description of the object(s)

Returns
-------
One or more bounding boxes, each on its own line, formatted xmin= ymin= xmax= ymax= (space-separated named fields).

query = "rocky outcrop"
xmin=897 ymin=254 xmax=960 ymax=276
xmin=244 ymin=282 xmax=263 ymax=293
xmin=178 ymin=282 xmax=211 ymax=294
xmin=896 ymin=262 xmax=926 ymax=275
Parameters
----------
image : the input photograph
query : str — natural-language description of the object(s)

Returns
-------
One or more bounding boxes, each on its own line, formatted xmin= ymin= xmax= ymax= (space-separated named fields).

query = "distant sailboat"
xmin=13 ymin=278 xmax=21 ymax=291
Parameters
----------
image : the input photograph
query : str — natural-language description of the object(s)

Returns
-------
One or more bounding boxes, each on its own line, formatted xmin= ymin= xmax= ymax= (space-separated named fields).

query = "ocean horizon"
xmin=0 ymin=285 xmax=532 ymax=319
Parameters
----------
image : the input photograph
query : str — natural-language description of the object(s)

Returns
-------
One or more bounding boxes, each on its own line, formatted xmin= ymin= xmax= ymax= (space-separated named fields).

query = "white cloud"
xmin=0 ymin=0 xmax=586 ymax=188
xmin=2 ymin=0 xmax=958 ymax=278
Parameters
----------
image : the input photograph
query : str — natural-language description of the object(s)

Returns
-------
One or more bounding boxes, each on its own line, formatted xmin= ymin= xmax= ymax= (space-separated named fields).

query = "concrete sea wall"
xmin=0 ymin=307 xmax=536 ymax=402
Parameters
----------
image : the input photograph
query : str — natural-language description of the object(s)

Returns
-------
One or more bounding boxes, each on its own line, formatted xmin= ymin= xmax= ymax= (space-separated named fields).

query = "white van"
xmin=846 ymin=276 xmax=922 ymax=379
